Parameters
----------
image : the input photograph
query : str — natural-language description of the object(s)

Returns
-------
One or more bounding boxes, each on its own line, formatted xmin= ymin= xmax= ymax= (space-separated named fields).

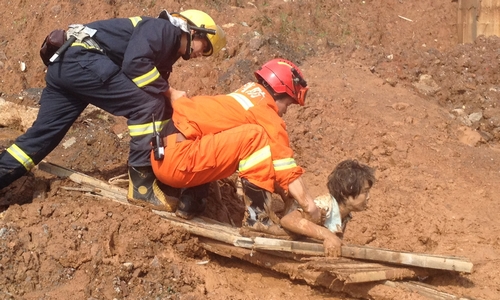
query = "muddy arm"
xmin=280 ymin=210 xmax=342 ymax=256
xmin=287 ymin=177 xmax=321 ymax=223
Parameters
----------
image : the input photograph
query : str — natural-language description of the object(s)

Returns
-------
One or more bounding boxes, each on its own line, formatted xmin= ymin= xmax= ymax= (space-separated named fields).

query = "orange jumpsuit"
xmin=151 ymin=82 xmax=304 ymax=193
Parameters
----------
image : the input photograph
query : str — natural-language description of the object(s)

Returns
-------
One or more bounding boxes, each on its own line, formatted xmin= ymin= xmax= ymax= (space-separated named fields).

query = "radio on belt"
xmin=151 ymin=114 xmax=164 ymax=161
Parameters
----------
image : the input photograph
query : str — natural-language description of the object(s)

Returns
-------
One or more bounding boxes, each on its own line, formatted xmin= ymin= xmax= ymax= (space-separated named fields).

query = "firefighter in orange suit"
xmin=151 ymin=58 xmax=321 ymax=228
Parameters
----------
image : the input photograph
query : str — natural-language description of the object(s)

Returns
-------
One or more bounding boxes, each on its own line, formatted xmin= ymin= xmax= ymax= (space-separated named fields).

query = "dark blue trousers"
xmin=0 ymin=48 xmax=170 ymax=189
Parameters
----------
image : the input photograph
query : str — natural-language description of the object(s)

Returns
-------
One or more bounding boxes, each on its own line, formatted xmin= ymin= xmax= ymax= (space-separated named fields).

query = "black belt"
xmin=162 ymin=133 xmax=187 ymax=147
xmin=163 ymin=119 xmax=181 ymax=136
xmin=161 ymin=121 xmax=186 ymax=147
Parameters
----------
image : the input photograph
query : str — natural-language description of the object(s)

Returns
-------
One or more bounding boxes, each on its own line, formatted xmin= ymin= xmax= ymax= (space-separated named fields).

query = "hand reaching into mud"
xmin=323 ymin=235 xmax=342 ymax=257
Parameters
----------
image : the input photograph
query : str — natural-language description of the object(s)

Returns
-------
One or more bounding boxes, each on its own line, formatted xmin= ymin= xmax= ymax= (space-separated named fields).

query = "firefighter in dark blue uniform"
xmin=0 ymin=9 xmax=226 ymax=211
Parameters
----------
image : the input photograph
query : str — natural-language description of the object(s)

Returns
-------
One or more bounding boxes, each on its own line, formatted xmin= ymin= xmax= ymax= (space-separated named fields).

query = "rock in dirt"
xmin=0 ymin=98 xmax=38 ymax=131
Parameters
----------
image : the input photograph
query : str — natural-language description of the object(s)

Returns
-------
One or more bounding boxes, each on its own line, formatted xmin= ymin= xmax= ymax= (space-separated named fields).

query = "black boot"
xmin=127 ymin=166 xmax=180 ymax=212
xmin=0 ymin=151 xmax=30 ymax=190
xmin=175 ymin=183 xmax=209 ymax=220
xmin=239 ymin=178 xmax=291 ymax=238
xmin=240 ymin=179 xmax=276 ymax=225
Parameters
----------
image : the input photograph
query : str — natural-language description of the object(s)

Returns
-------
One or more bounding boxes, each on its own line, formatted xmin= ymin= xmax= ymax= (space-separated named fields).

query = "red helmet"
xmin=254 ymin=58 xmax=309 ymax=106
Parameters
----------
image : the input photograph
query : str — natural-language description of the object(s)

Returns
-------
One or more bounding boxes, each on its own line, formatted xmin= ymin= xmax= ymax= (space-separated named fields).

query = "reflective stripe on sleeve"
xmin=228 ymin=93 xmax=254 ymax=110
xmin=6 ymin=144 xmax=35 ymax=170
xmin=273 ymin=158 xmax=297 ymax=171
xmin=128 ymin=119 xmax=169 ymax=137
xmin=129 ymin=17 xmax=142 ymax=27
xmin=132 ymin=67 xmax=160 ymax=88
xmin=238 ymin=145 xmax=271 ymax=172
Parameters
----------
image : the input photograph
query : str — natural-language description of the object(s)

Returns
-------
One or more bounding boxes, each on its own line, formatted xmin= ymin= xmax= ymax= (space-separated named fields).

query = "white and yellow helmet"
xmin=172 ymin=9 xmax=227 ymax=56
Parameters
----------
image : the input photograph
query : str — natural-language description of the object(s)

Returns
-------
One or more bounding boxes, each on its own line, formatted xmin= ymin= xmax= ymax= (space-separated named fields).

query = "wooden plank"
xmin=161 ymin=214 xmax=473 ymax=273
xmin=299 ymin=259 xmax=424 ymax=284
xmin=37 ymin=161 xmax=129 ymax=204
xmin=153 ymin=210 xmax=253 ymax=247
xmin=456 ymin=0 xmax=500 ymax=43
xmin=38 ymin=160 xmax=473 ymax=273
xmin=384 ymin=280 xmax=471 ymax=300
xmin=248 ymin=237 xmax=324 ymax=256
xmin=341 ymin=245 xmax=473 ymax=273
xmin=199 ymin=239 xmax=346 ymax=289
xmin=346 ymin=269 xmax=416 ymax=284
xmin=199 ymin=239 xmax=467 ymax=299
xmin=477 ymin=0 xmax=500 ymax=38
xmin=229 ymin=237 xmax=473 ymax=273
xmin=458 ymin=0 xmax=480 ymax=43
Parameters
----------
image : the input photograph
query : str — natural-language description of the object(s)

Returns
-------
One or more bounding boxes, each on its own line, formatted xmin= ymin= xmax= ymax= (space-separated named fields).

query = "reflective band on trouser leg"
xmin=6 ymin=144 xmax=35 ymax=170
xmin=238 ymin=144 xmax=275 ymax=192
xmin=238 ymin=145 xmax=271 ymax=172
xmin=128 ymin=120 xmax=169 ymax=137
xmin=273 ymin=158 xmax=297 ymax=171
xmin=132 ymin=67 xmax=160 ymax=88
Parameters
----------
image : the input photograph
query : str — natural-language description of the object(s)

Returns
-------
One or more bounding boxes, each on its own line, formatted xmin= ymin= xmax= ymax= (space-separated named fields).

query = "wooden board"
xmin=340 ymin=245 xmax=473 ymax=273
xmin=158 ymin=211 xmax=473 ymax=273
xmin=458 ymin=0 xmax=500 ymax=43
xmin=297 ymin=258 xmax=425 ymax=284
xmin=384 ymin=281 xmax=470 ymax=300
xmin=37 ymin=160 xmax=473 ymax=274
xmin=37 ymin=161 xmax=129 ymax=204
xmin=199 ymin=239 xmax=470 ymax=300
xmin=198 ymin=238 xmax=421 ymax=284
xmin=458 ymin=0 xmax=480 ymax=43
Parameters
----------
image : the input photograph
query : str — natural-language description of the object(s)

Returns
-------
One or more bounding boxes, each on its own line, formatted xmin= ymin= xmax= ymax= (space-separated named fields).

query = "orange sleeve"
xmin=235 ymin=83 xmax=304 ymax=191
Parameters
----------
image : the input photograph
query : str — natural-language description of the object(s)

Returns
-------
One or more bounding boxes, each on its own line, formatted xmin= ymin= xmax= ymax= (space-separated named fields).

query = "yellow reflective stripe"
xmin=70 ymin=42 xmax=96 ymax=50
xmin=132 ymin=67 xmax=160 ymax=88
xmin=128 ymin=119 xmax=169 ymax=137
xmin=238 ymin=145 xmax=271 ymax=172
xmin=273 ymin=158 xmax=297 ymax=171
xmin=228 ymin=93 xmax=254 ymax=110
xmin=6 ymin=144 xmax=35 ymax=170
xmin=129 ymin=16 xmax=142 ymax=27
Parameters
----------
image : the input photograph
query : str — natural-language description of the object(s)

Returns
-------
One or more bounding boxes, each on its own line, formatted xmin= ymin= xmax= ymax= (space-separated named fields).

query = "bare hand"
xmin=165 ymin=87 xmax=187 ymax=101
xmin=323 ymin=236 xmax=342 ymax=257
xmin=169 ymin=89 xmax=187 ymax=101
xmin=303 ymin=202 xmax=321 ymax=224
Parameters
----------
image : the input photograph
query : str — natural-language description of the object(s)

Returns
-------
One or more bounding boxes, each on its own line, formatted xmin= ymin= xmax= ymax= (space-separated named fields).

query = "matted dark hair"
xmin=327 ymin=159 xmax=375 ymax=205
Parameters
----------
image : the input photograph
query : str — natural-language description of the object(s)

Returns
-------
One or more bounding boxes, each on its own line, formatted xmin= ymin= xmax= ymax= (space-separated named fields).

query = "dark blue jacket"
xmin=85 ymin=16 xmax=183 ymax=94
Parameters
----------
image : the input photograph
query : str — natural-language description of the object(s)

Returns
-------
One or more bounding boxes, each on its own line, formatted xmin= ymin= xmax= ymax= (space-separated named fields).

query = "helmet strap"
xmin=291 ymin=68 xmax=307 ymax=87
xmin=261 ymin=80 xmax=287 ymax=102
xmin=260 ymin=80 xmax=275 ymax=97
xmin=182 ymin=32 xmax=192 ymax=60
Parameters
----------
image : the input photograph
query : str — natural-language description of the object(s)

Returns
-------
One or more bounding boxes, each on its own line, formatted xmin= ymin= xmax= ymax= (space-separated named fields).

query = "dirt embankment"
xmin=1 ymin=0 xmax=500 ymax=299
